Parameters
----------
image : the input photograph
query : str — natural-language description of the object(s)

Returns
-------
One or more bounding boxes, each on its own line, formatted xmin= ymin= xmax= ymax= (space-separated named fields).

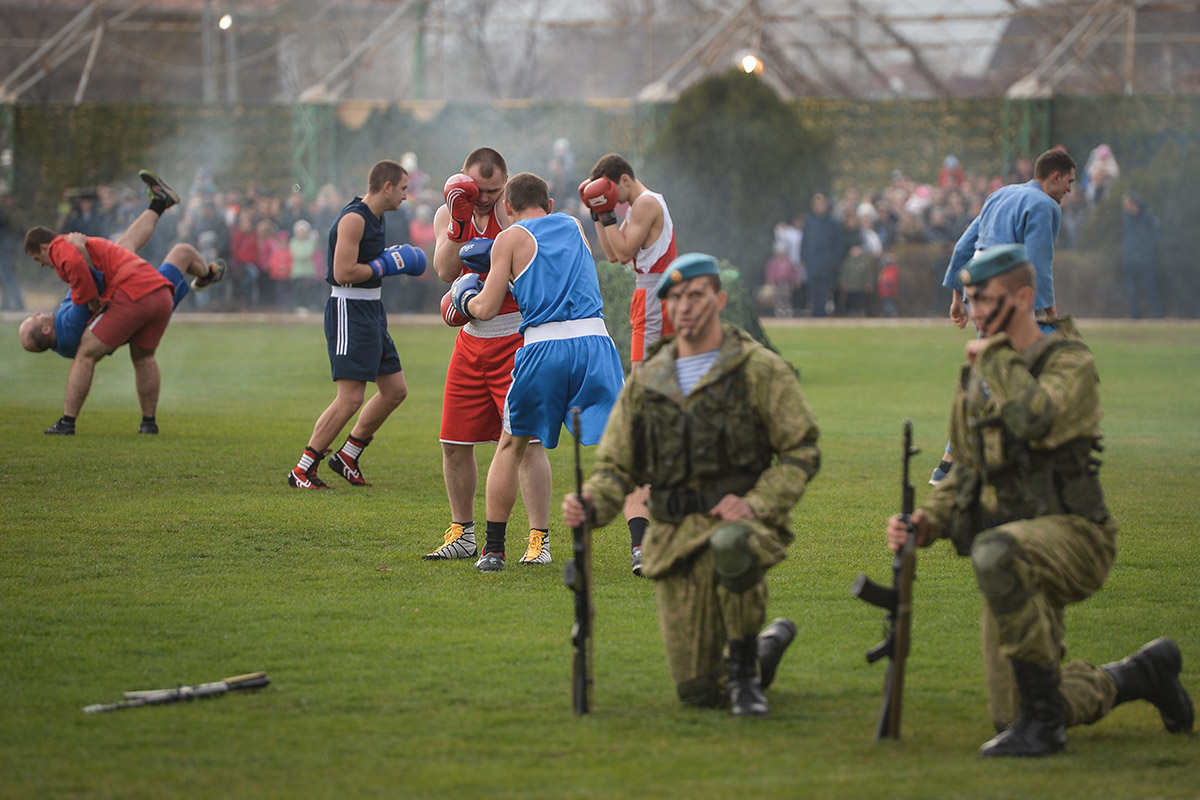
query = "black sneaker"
xmin=45 ymin=418 xmax=76 ymax=435
xmin=192 ymin=259 xmax=226 ymax=291
xmin=138 ymin=170 xmax=180 ymax=210
xmin=138 ymin=420 xmax=159 ymax=434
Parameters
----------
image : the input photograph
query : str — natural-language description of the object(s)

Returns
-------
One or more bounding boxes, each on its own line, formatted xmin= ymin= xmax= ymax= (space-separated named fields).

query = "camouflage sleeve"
xmin=742 ymin=351 xmax=821 ymax=524
xmin=977 ymin=334 xmax=1102 ymax=447
xmin=920 ymin=373 xmax=966 ymax=543
xmin=920 ymin=465 xmax=957 ymax=543
xmin=582 ymin=380 xmax=640 ymax=528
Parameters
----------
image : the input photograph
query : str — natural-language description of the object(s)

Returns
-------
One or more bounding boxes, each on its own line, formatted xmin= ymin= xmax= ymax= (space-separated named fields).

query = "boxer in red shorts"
xmin=24 ymin=202 xmax=217 ymax=435
xmin=581 ymin=152 xmax=680 ymax=576
xmin=423 ymin=147 xmax=553 ymax=569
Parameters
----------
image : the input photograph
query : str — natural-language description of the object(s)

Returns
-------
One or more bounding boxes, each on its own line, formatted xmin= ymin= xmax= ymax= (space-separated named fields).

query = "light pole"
xmin=221 ymin=6 xmax=238 ymax=103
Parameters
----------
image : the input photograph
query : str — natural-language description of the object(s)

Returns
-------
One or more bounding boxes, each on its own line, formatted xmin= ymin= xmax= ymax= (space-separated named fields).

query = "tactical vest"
xmin=947 ymin=340 xmax=1109 ymax=555
xmin=636 ymin=368 xmax=772 ymax=524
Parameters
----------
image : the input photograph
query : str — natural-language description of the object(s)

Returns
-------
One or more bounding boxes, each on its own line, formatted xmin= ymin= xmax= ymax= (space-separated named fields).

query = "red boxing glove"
xmin=440 ymin=289 xmax=471 ymax=327
xmin=444 ymin=173 xmax=480 ymax=242
xmin=581 ymin=177 xmax=618 ymax=226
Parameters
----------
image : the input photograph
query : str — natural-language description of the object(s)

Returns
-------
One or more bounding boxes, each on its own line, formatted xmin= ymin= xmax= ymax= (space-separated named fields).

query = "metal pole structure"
xmin=414 ymin=0 xmax=426 ymax=101
xmin=225 ymin=1 xmax=239 ymax=104
xmin=203 ymin=0 xmax=217 ymax=102
xmin=1124 ymin=1 xmax=1137 ymax=94
xmin=73 ymin=25 xmax=105 ymax=105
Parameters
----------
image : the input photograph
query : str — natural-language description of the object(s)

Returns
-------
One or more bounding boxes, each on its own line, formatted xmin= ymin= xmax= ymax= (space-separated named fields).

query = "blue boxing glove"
xmin=367 ymin=244 xmax=427 ymax=279
xmin=450 ymin=272 xmax=483 ymax=320
xmin=458 ymin=237 xmax=493 ymax=274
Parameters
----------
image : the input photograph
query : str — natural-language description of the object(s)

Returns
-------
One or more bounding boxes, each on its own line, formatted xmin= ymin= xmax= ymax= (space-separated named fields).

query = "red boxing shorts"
xmin=629 ymin=283 xmax=674 ymax=364
xmin=88 ymin=286 xmax=174 ymax=350
xmin=440 ymin=329 xmax=523 ymax=445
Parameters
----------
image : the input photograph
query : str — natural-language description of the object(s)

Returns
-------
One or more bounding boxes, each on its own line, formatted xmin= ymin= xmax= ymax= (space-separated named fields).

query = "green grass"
xmin=2 ymin=317 xmax=1198 ymax=799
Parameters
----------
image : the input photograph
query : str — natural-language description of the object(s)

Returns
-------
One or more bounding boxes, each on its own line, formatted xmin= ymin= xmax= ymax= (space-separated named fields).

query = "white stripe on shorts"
xmin=336 ymin=297 xmax=348 ymax=356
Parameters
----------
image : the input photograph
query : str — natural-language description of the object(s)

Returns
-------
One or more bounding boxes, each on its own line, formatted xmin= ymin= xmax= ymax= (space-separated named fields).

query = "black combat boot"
xmin=1101 ymin=637 xmax=1194 ymax=733
xmin=728 ymin=637 xmax=769 ymax=717
xmin=757 ymin=618 xmax=797 ymax=691
xmin=979 ymin=659 xmax=1067 ymax=757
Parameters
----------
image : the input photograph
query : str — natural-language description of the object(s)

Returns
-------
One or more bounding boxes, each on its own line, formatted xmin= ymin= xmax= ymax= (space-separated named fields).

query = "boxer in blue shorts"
xmin=450 ymin=171 xmax=624 ymax=571
xmin=288 ymin=159 xmax=427 ymax=489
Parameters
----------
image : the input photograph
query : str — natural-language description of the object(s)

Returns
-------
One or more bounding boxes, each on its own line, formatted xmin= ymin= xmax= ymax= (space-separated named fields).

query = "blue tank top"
xmin=53 ymin=266 xmax=106 ymax=358
xmin=325 ymin=197 xmax=385 ymax=288
xmin=510 ymin=214 xmax=605 ymax=331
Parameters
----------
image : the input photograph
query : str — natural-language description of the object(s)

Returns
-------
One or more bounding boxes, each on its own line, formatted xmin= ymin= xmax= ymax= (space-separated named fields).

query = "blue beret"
xmin=655 ymin=253 xmax=721 ymax=299
xmin=958 ymin=244 xmax=1030 ymax=287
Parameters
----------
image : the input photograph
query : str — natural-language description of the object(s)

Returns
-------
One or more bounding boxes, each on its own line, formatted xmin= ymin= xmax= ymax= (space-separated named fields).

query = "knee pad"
xmin=709 ymin=521 xmax=762 ymax=594
xmin=676 ymin=675 xmax=725 ymax=708
xmin=971 ymin=530 xmax=1030 ymax=614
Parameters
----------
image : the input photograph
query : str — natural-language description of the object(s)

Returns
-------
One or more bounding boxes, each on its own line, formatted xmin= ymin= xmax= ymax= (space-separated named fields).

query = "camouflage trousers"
xmin=653 ymin=545 xmax=770 ymax=707
xmin=976 ymin=514 xmax=1120 ymax=729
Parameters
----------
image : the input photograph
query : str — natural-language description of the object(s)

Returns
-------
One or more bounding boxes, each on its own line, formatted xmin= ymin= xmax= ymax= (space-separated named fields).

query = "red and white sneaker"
xmin=288 ymin=463 xmax=330 ymax=489
xmin=328 ymin=451 xmax=370 ymax=486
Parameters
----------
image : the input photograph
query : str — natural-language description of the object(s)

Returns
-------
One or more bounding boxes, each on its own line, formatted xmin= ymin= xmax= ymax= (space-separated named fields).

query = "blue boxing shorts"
xmin=324 ymin=291 xmax=401 ymax=382
xmin=502 ymin=322 xmax=624 ymax=449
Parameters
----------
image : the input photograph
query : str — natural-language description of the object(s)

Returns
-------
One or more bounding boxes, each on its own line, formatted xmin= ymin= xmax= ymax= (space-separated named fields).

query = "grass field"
xmin=2 ymin=316 xmax=1198 ymax=799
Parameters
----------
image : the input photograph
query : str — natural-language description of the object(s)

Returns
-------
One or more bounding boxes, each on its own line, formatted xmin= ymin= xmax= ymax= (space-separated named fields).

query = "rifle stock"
xmin=564 ymin=407 xmax=594 ymax=715
xmin=83 ymin=672 xmax=270 ymax=714
xmin=852 ymin=419 xmax=919 ymax=740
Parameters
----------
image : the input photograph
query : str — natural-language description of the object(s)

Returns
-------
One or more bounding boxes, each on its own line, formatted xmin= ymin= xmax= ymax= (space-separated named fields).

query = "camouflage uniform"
xmin=920 ymin=317 xmax=1120 ymax=728
xmin=583 ymin=322 xmax=820 ymax=704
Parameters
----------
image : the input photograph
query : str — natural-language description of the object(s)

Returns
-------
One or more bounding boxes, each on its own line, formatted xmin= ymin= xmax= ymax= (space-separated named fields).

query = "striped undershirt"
xmin=675 ymin=349 xmax=719 ymax=395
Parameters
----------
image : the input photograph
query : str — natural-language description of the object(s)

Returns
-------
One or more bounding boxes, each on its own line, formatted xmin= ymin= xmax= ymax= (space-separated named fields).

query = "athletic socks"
xmin=484 ymin=520 xmax=508 ymax=556
xmin=148 ymin=197 xmax=167 ymax=216
xmin=297 ymin=447 xmax=321 ymax=473
xmin=338 ymin=434 xmax=371 ymax=461
xmin=628 ymin=516 xmax=648 ymax=549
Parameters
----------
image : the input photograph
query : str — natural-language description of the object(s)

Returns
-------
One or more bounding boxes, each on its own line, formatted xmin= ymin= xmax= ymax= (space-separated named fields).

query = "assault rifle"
xmin=82 ymin=671 xmax=270 ymax=714
xmin=562 ymin=407 xmax=594 ymax=715
xmin=851 ymin=419 xmax=919 ymax=739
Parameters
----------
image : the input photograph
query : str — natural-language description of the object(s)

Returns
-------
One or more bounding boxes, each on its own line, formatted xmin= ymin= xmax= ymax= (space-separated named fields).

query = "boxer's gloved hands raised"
xmin=581 ymin=177 xmax=619 ymax=226
xmin=450 ymin=272 xmax=483 ymax=319
xmin=444 ymin=174 xmax=480 ymax=242
xmin=578 ymin=179 xmax=599 ymax=223
xmin=458 ymin=238 xmax=493 ymax=274
xmin=367 ymin=244 xmax=427 ymax=279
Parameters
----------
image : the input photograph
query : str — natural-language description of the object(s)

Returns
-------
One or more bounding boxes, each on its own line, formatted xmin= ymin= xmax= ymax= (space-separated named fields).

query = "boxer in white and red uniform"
xmin=581 ymin=152 xmax=680 ymax=576
xmin=424 ymin=147 xmax=554 ymax=569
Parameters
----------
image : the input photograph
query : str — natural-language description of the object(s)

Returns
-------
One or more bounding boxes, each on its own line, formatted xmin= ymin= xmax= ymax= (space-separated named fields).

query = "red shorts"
xmin=89 ymin=286 xmax=173 ymax=350
xmin=629 ymin=285 xmax=674 ymax=363
xmin=440 ymin=330 xmax=523 ymax=444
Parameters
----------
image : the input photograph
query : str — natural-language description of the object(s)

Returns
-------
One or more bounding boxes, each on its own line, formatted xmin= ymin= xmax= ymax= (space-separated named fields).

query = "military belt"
xmin=649 ymin=474 xmax=759 ymax=524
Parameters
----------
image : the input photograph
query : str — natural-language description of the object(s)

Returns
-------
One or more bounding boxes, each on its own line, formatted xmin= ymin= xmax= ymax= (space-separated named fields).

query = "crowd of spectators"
xmin=20 ymin=141 xmax=1135 ymax=319
xmin=765 ymin=143 xmax=1120 ymax=318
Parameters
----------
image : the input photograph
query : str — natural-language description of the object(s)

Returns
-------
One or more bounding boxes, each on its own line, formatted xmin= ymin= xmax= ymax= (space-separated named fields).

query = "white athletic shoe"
xmin=518 ymin=531 xmax=552 ymax=564
xmin=422 ymin=523 xmax=477 ymax=560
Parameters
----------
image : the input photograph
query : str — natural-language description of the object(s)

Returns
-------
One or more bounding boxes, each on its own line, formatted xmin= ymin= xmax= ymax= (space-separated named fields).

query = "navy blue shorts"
xmin=324 ymin=296 xmax=401 ymax=382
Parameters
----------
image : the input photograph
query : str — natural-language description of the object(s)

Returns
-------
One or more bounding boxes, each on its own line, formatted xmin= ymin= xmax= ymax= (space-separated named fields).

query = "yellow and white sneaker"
xmin=518 ymin=530 xmax=552 ymax=564
xmin=422 ymin=523 xmax=477 ymax=560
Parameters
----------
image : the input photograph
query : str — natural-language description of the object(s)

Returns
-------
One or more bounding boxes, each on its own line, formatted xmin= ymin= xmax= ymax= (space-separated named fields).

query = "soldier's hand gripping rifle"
xmin=851 ymin=419 xmax=919 ymax=739
xmin=562 ymin=407 xmax=594 ymax=715
xmin=82 ymin=672 xmax=270 ymax=714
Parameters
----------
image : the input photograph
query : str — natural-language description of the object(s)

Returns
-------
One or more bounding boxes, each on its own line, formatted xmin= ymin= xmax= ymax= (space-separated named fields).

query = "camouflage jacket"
xmin=584 ymin=323 xmax=820 ymax=576
xmin=923 ymin=317 xmax=1113 ymax=553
